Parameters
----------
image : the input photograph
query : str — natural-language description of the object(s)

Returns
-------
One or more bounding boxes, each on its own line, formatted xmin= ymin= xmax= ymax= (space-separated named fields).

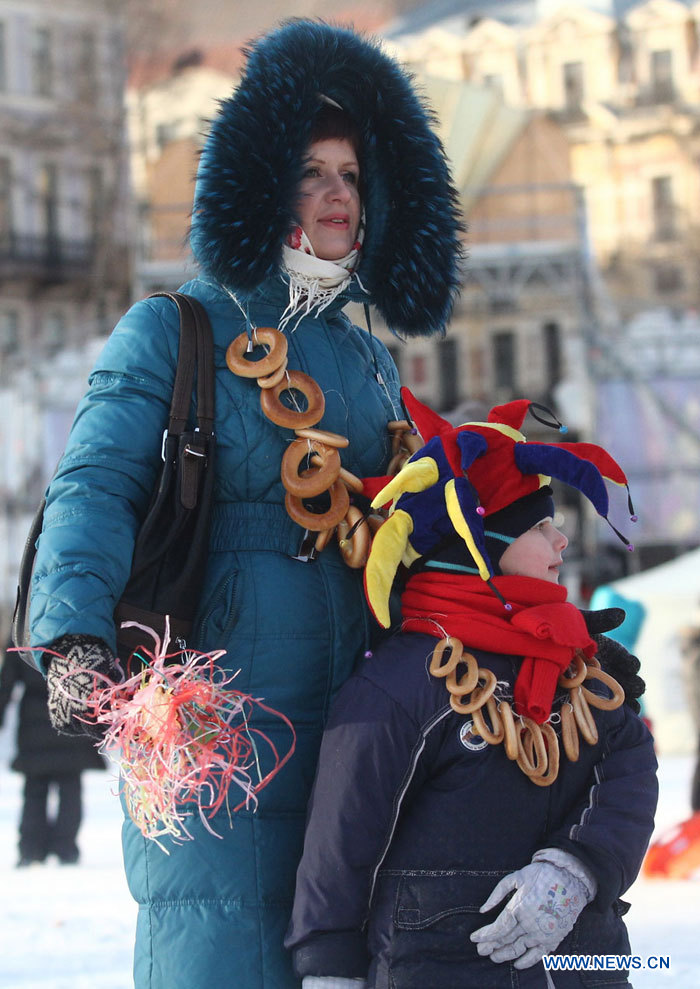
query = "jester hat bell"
xmin=364 ymin=388 xmax=635 ymax=628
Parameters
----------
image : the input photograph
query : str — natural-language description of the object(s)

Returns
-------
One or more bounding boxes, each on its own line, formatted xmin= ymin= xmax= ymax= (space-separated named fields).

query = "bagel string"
xmin=226 ymin=324 xmax=419 ymax=565
xmin=427 ymin=635 xmax=624 ymax=786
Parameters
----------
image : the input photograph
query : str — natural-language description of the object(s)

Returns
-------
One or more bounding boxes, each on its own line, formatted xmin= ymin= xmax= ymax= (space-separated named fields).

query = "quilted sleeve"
xmin=545 ymin=707 xmax=658 ymax=909
xmin=285 ymin=672 xmax=427 ymax=979
xmin=29 ymin=298 xmax=181 ymax=659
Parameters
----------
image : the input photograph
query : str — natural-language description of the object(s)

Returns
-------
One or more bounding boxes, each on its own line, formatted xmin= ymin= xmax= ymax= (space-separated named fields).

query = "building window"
xmin=40 ymin=163 xmax=59 ymax=246
xmin=483 ymin=74 xmax=503 ymax=98
xmin=0 ymin=22 xmax=7 ymax=92
xmin=155 ymin=121 xmax=178 ymax=151
xmin=411 ymin=354 xmax=427 ymax=386
xmin=44 ymin=310 xmax=66 ymax=353
xmin=652 ymin=176 xmax=675 ymax=241
xmin=654 ymin=264 xmax=682 ymax=294
xmin=563 ymin=62 xmax=584 ymax=113
xmin=77 ymin=30 xmax=98 ymax=101
xmin=438 ymin=337 xmax=458 ymax=411
xmin=492 ymin=330 xmax=516 ymax=391
xmin=651 ymin=50 xmax=673 ymax=103
xmin=86 ymin=166 xmax=103 ymax=241
xmin=0 ymin=156 xmax=11 ymax=241
xmin=30 ymin=26 xmax=53 ymax=97
xmin=543 ymin=321 xmax=562 ymax=392
xmin=0 ymin=310 xmax=20 ymax=355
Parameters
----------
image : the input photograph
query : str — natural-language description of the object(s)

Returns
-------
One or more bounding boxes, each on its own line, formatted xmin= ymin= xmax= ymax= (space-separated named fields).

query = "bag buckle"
xmin=184 ymin=444 xmax=206 ymax=459
xmin=292 ymin=529 xmax=318 ymax=563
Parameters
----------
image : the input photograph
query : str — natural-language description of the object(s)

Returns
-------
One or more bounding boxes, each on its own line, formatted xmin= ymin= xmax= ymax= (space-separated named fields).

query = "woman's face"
xmin=295 ymin=138 xmax=361 ymax=261
xmin=499 ymin=518 xmax=569 ymax=583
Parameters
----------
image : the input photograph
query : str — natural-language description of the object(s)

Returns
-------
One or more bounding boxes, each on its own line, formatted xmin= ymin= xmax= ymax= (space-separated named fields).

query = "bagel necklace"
xmin=225 ymin=314 xmax=421 ymax=567
xmin=429 ymin=636 xmax=625 ymax=786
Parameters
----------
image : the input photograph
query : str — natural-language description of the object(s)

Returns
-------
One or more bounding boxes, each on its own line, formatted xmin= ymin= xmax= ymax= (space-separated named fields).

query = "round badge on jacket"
xmin=459 ymin=720 xmax=489 ymax=751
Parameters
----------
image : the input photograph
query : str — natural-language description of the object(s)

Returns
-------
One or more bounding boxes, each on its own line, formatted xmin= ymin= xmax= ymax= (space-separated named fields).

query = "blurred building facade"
xmin=121 ymin=0 xmax=700 ymax=583
xmin=0 ymin=0 xmax=131 ymax=617
xmin=0 ymin=0 xmax=131 ymax=371
xmin=126 ymin=45 xmax=242 ymax=296
xmin=385 ymin=0 xmax=700 ymax=578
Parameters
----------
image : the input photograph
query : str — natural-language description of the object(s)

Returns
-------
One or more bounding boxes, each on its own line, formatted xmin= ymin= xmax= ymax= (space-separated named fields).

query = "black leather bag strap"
xmin=148 ymin=291 xmax=215 ymax=437
xmin=148 ymin=292 xmax=198 ymax=436
xmin=12 ymin=496 xmax=47 ymax=661
xmin=12 ymin=291 xmax=215 ymax=665
xmin=185 ymin=294 xmax=215 ymax=435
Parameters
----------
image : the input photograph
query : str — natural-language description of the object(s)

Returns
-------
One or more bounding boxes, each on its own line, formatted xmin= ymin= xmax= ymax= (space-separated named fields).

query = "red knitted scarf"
xmin=401 ymin=573 xmax=596 ymax=724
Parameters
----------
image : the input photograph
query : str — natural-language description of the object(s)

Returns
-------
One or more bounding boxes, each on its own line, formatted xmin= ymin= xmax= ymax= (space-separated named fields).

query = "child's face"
xmin=499 ymin=517 xmax=568 ymax=583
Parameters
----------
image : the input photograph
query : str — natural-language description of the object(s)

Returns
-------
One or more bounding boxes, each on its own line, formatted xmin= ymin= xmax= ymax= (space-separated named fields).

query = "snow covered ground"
xmin=0 ymin=721 xmax=697 ymax=987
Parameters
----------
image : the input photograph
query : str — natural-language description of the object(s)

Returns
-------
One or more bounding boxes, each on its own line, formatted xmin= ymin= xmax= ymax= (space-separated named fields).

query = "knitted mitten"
xmin=46 ymin=634 xmax=122 ymax=738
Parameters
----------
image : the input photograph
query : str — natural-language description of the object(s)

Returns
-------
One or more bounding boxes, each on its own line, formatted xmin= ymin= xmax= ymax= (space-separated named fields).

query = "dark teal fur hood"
xmin=190 ymin=20 xmax=463 ymax=337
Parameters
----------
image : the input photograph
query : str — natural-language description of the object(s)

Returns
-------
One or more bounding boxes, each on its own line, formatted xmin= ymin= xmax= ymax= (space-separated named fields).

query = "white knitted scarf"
xmin=279 ymin=214 xmax=365 ymax=331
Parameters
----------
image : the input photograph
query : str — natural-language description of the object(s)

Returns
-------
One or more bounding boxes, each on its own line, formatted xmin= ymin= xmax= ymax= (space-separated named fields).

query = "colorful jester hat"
xmin=364 ymin=388 xmax=636 ymax=628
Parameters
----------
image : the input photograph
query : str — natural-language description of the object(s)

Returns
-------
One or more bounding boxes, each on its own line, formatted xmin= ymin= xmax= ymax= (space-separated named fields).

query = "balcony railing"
xmin=0 ymin=232 xmax=94 ymax=282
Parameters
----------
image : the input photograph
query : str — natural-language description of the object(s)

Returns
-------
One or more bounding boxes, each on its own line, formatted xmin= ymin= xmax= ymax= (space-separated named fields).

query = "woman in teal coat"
xmin=29 ymin=20 xmax=462 ymax=989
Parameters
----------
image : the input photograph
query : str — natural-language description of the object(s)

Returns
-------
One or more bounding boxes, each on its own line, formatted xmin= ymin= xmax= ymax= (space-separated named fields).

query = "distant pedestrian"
xmin=0 ymin=642 xmax=105 ymax=866
xmin=679 ymin=616 xmax=700 ymax=813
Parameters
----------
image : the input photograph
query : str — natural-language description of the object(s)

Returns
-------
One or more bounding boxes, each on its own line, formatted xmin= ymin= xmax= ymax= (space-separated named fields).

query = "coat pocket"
xmin=387 ymin=870 xmax=524 ymax=989
xmin=192 ymin=553 xmax=240 ymax=650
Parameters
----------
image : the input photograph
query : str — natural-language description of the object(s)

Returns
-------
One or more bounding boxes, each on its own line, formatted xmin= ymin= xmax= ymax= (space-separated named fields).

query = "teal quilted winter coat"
xmin=30 ymin=21 xmax=462 ymax=989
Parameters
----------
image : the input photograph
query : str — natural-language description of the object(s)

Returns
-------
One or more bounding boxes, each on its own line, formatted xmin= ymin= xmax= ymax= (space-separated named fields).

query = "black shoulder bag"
xmin=12 ymin=291 xmax=216 ymax=666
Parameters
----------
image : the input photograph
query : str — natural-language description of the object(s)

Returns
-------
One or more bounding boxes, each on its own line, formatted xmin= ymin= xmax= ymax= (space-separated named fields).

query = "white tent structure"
xmin=612 ymin=548 xmax=700 ymax=755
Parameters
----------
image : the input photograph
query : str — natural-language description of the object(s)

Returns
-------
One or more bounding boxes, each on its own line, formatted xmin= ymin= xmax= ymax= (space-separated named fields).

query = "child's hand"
xmin=470 ymin=850 xmax=595 ymax=968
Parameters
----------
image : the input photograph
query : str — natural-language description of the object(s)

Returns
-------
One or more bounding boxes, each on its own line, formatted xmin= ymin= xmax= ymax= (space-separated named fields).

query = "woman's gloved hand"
xmin=470 ymin=849 xmax=596 ymax=969
xmin=46 ymin=634 xmax=122 ymax=739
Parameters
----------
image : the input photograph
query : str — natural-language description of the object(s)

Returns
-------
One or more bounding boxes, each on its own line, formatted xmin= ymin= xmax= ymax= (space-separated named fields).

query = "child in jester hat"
xmin=285 ymin=390 xmax=658 ymax=989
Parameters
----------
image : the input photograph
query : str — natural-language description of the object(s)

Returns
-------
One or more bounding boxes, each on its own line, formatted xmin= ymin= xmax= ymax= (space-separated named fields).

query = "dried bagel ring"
xmin=367 ymin=513 xmax=386 ymax=534
xmin=571 ymin=686 xmax=598 ymax=745
xmin=581 ymin=667 xmax=625 ymax=711
xmin=281 ymin=438 xmax=341 ymax=498
xmin=560 ymin=701 xmax=580 ymax=762
xmin=445 ymin=652 xmax=480 ymax=697
xmin=498 ymin=699 xmax=519 ymax=760
xmin=558 ymin=653 xmax=587 ymax=689
xmin=226 ymin=328 xmax=287 ymax=379
xmin=429 ymin=637 xmax=463 ymax=678
xmin=338 ymin=466 xmax=364 ymax=494
xmin=257 ymin=358 xmax=289 ymax=389
xmin=337 ymin=506 xmax=370 ymax=569
xmin=516 ymin=718 xmax=547 ymax=778
xmin=528 ymin=723 xmax=559 ymax=787
xmin=284 ymin=479 xmax=349 ymax=532
xmin=402 ymin=430 xmax=424 ymax=454
xmin=471 ymin=694 xmax=504 ymax=744
xmin=314 ymin=528 xmax=335 ymax=553
xmin=449 ymin=668 xmax=497 ymax=715
xmin=387 ymin=419 xmax=411 ymax=433
xmin=517 ymin=719 xmax=545 ymax=777
xmin=260 ymin=370 xmax=325 ymax=429
xmin=387 ymin=451 xmax=410 ymax=475
xmin=294 ymin=427 xmax=349 ymax=449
